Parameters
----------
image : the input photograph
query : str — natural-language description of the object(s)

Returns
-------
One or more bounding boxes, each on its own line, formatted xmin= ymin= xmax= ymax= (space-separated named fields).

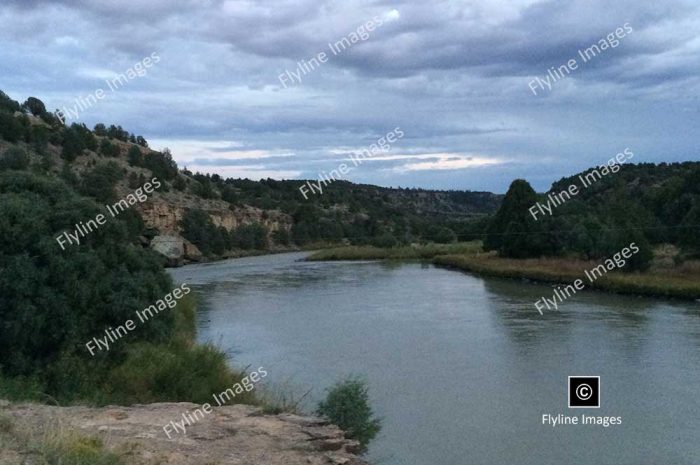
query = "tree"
xmin=99 ymin=139 xmax=120 ymax=157
xmin=71 ymin=123 xmax=97 ymax=151
xmin=21 ymin=97 xmax=46 ymax=116
xmin=426 ymin=226 xmax=456 ymax=244
xmin=0 ymin=113 xmax=26 ymax=142
xmin=143 ymin=148 xmax=178 ymax=180
xmin=61 ymin=127 xmax=85 ymax=162
xmin=94 ymin=123 xmax=107 ymax=136
xmin=180 ymin=209 xmax=225 ymax=256
xmin=272 ymin=228 xmax=290 ymax=246
xmin=0 ymin=90 xmax=20 ymax=113
xmin=0 ymin=171 xmax=175 ymax=376
xmin=484 ymin=179 xmax=554 ymax=258
xmin=80 ymin=162 xmax=123 ymax=203
xmin=127 ymin=145 xmax=143 ymax=166
xmin=679 ymin=204 xmax=700 ymax=253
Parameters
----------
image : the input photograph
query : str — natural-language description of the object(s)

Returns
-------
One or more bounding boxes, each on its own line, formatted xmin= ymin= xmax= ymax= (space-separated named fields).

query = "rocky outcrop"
xmin=125 ymin=189 xmax=293 ymax=265
xmin=0 ymin=401 xmax=368 ymax=465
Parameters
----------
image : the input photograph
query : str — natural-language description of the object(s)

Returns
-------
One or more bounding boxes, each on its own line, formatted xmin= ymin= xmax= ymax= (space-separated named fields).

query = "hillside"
xmin=0 ymin=90 xmax=501 ymax=265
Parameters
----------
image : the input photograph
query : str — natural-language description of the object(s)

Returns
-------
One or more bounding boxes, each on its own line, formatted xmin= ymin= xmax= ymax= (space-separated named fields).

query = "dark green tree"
xmin=21 ymin=97 xmax=46 ymax=116
xmin=484 ymin=179 xmax=554 ymax=258
xmin=127 ymin=145 xmax=143 ymax=166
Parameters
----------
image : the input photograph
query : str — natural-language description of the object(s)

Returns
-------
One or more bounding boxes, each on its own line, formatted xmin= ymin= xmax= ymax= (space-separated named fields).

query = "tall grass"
xmin=307 ymin=241 xmax=483 ymax=261
xmin=434 ymin=254 xmax=700 ymax=300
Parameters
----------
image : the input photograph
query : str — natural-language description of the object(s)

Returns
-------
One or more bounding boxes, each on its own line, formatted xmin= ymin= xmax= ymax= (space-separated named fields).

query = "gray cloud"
xmin=1 ymin=0 xmax=698 ymax=192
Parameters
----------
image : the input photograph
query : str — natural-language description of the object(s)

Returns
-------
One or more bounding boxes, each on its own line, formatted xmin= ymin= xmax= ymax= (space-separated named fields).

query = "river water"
xmin=169 ymin=252 xmax=700 ymax=465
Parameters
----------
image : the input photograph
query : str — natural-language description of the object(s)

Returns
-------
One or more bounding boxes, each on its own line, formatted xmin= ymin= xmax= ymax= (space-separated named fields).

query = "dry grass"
xmin=307 ymin=242 xmax=483 ymax=261
xmin=434 ymin=254 xmax=700 ymax=300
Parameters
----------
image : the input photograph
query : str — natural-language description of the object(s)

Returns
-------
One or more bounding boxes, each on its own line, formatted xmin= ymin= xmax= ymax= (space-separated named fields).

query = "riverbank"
xmin=306 ymin=242 xmax=700 ymax=300
xmin=0 ymin=401 xmax=366 ymax=465
xmin=306 ymin=242 xmax=482 ymax=261
xmin=435 ymin=254 xmax=700 ymax=300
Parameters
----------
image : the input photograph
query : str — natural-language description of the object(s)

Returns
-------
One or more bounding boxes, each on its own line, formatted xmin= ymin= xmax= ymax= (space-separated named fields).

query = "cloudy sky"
xmin=2 ymin=0 xmax=699 ymax=192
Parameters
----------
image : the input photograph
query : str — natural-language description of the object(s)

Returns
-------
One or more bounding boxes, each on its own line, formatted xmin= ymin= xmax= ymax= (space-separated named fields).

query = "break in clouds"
xmin=1 ymin=0 xmax=699 ymax=192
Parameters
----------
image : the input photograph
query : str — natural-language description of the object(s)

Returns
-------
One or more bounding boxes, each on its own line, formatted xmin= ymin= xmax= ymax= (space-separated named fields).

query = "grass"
xmin=0 ymin=413 xmax=127 ymax=465
xmin=308 ymin=240 xmax=700 ymax=300
xmin=434 ymin=254 xmax=700 ymax=300
xmin=307 ymin=242 xmax=483 ymax=261
xmin=39 ymin=432 xmax=124 ymax=465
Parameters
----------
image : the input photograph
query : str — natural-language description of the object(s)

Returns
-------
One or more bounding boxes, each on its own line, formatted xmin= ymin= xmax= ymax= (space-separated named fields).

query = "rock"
xmin=344 ymin=441 xmax=362 ymax=455
xmin=183 ymin=239 xmax=203 ymax=262
xmin=316 ymin=438 xmax=345 ymax=451
xmin=0 ymin=402 xmax=369 ymax=465
xmin=150 ymin=235 xmax=184 ymax=267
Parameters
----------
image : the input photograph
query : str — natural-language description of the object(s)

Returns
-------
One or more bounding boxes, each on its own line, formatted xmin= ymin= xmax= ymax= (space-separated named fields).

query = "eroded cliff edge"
xmin=0 ymin=401 xmax=368 ymax=465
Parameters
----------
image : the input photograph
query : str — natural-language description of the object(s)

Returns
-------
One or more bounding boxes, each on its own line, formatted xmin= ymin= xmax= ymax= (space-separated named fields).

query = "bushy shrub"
xmin=272 ymin=228 xmax=291 ymax=246
xmin=99 ymin=139 xmax=120 ymax=157
xmin=180 ymin=208 xmax=227 ymax=256
xmin=0 ymin=147 xmax=30 ymax=171
xmin=371 ymin=232 xmax=398 ymax=248
xmin=317 ymin=377 xmax=381 ymax=451
xmin=61 ymin=127 xmax=85 ymax=161
xmin=232 ymin=223 xmax=268 ymax=250
xmin=0 ymin=113 xmax=26 ymax=142
xmin=0 ymin=171 xmax=173 ymax=377
xmin=127 ymin=145 xmax=143 ymax=166
xmin=143 ymin=148 xmax=178 ymax=180
xmin=80 ymin=162 xmax=123 ymax=203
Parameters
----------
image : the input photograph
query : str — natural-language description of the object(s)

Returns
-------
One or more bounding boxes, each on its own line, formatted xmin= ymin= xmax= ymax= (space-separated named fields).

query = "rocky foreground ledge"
xmin=0 ymin=401 xmax=368 ymax=465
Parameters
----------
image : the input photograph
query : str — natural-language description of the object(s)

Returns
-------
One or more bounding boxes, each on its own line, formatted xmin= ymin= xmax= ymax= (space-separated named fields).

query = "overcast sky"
xmin=2 ymin=0 xmax=699 ymax=192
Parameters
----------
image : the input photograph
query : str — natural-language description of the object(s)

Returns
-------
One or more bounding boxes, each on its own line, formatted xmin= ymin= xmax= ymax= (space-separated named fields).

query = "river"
xmin=169 ymin=252 xmax=700 ymax=465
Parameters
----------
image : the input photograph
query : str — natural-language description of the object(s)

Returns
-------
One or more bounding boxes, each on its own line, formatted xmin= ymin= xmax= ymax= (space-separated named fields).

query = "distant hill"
xmin=0 ymin=90 xmax=501 ymax=264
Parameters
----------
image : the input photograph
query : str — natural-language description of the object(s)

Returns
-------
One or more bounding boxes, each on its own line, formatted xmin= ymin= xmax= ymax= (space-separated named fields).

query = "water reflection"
xmin=169 ymin=253 xmax=700 ymax=465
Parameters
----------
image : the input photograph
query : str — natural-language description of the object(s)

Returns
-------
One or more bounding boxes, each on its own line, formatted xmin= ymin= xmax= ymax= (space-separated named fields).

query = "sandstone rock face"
xmin=131 ymin=191 xmax=293 ymax=264
xmin=0 ymin=401 xmax=369 ymax=465
xmin=135 ymin=193 xmax=293 ymax=236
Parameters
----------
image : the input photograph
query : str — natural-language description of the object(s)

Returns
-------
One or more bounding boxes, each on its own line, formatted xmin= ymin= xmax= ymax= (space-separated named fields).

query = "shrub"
xmin=61 ymin=127 xmax=85 ymax=161
xmin=180 ymin=208 xmax=227 ymax=256
xmin=317 ymin=377 xmax=381 ymax=451
xmin=0 ymin=113 xmax=26 ymax=142
xmin=371 ymin=232 xmax=398 ymax=248
xmin=99 ymin=139 xmax=120 ymax=157
xmin=0 ymin=148 xmax=30 ymax=171
xmin=0 ymin=171 xmax=174 ymax=377
xmin=127 ymin=145 xmax=143 ymax=166
xmin=272 ymin=228 xmax=291 ymax=246
xmin=233 ymin=223 xmax=269 ymax=250
xmin=143 ymin=148 xmax=178 ymax=180
xmin=80 ymin=162 xmax=123 ymax=203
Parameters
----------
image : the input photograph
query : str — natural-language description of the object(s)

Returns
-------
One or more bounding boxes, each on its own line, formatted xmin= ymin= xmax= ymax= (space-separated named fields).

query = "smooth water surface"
xmin=169 ymin=252 xmax=700 ymax=465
